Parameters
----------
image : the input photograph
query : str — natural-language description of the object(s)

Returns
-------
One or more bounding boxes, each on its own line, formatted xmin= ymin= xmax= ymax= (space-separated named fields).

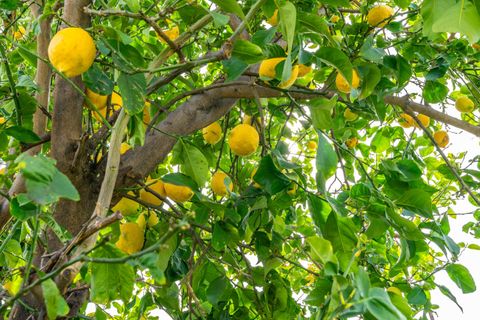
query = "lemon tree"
xmin=1 ymin=1 xmax=480 ymax=319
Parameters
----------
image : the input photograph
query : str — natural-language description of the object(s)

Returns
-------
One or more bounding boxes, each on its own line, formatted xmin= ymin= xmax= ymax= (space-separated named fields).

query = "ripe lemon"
xmin=164 ymin=183 xmax=194 ymax=202
xmin=228 ymin=124 xmax=259 ymax=156
xmin=140 ymin=178 xmax=166 ymax=206
xmin=120 ymin=142 xmax=131 ymax=155
xmin=115 ymin=222 xmax=144 ymax=254
xmin=136 ymin=212 xmax=159 ymax=229
xmin=344 ymin=108 xmax=359 ymax=121
xmin=250 ymin=168 xmax=261 ymax=188
xmin=112 ymin=192 xmax=139 ymax=216
xmin=398 ymin=113 xmax=414 ymax=128
xmin=202 ymin=122 xmax=222 ymax=145
xmin=143 ymin=101 xmax=151 ymax=124
xmin=259 ymin=57 xmax=286 ymax=79
xmin=0 ymin=117 xmax=6 ymax=125
xmin=211 ymin=171 xmax=233 ymax=196
xmin=433 ymin=130 xmax=449 ymax=148
xmin=346 ymin=137 xmax=358 ymax=149
xmin=93 ymin=92 xmax=122 ymax=121
xmin=414 ymin=114 xmax=430 ymax=128
xmin=13 ymin=26 xmax=26 ymax=40
xmin=307 ymin=141 xmax=317 ymax=150
xmin=85 ymin=89 xmax=107 ymax=110
xmin=159 ymin=26 xmax=179 ymax=42
xmin=267 ymin=9 xmax=279 ymax=26
xmin=48 ymin=27 xmax=96 ymax=78
xmin=297 ymin=64 xmax=312 ymax=77
xmin=278 ymin=65 xmax=299 ymax=89
xmin=455 ymin=96 xmax=475 ymax=112
xmin=330 ymin=15 xmax=340 ymax=23
xmin=367 ymin=5 xmax=394 ymax=27
xmin=335 ymin=69 xmax=360 ymax=93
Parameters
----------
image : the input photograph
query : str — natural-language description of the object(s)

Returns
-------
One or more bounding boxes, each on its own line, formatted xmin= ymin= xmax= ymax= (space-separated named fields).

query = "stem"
xmin=0 ymin=42 xmax=22 ymax=126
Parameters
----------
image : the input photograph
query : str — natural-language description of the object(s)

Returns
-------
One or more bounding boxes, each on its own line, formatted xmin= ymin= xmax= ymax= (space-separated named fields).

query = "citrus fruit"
xmin=259 ymin=57 xmax=286 ymax=79
xmin=367 ymin=5 xmax=394 ymax=27
xmin=346 ymin=137 xmax=358 ymax=149
xmin=278 ymin=65 xmax=299 ymax=89
xmin=399 ymin=113 xmax=414 ymax=128
xmin=455 ymin=96 xmax=475 ymax=112
xmin=228 ymin=124 xmax=259 ymax=156
xmin=164 ymin=183 xmax=194 ymax=202
xmin=48 ymin=27 xmax=96 ymax=78
xmin=211 ymin=171 xmax=233 ymax=196
xmin=250 ymin=168 xmax=261 ymax=188
xmin=415 ymin=114 xmax=430 ymax=128
xmin=287 ymin=183 xmax=297 ymax=196
xmin=115 ymin=222 xmax=144 ymax=254
xmin=13 ymin=26 xmax=26 ymax=40
xmin=344 ymin=108 xmax=359 ymax=121
xmin=433 ymin=130 xmax=449 ymax=148
xmin=0 ymin=117 xmax=6 ymax=125
xmin=307 ymin=141 xmax=317 ymax=150
xmin=330 ymin=15 xmax=340 ymax=23
xmin=120 ymin=142 xmax=131 ymax=155
xmin=297 ymin=64 xmax=312 ymax=77
xmin=159 ymin=26 xmax=179 ymax=42
xmin=335 ymin=69 xmax=360 ymax=93
xmin=202 ymin=122 xmax=222 ymax=145
xmin=267 ymin=9 xmax=279 ymax=26
xmin=136 ymin=212 xmax=159 ymax=229
xmin=85 ymin=89 xmax=107 ymax=110
xmin=112 ymin=192 xmax=139 ymax=216
xmin=140 ymin=178 xmax=166 ymax=206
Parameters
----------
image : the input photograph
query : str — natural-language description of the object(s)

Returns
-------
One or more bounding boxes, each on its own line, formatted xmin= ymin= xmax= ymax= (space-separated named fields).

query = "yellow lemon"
xmin=330 ymin=15 xmax=340 ymax=23
xmin=287 ymin=183 xmax=297 ymax=196
xmin=115 ymin=222 xmax=144 ymax=254
xmin=414 ymin=114 xmax=430 ymax=128
xmin=159 ymin=26 xmax=179 ymax=42
xmin=137 ymin=212 xmax=159 ymax=229
xmin=112 ymin=192 xmax=139 ymax=216
xmin=307 ymin=141 xmax=317 ymax=150
xmin=2 ymin=275 xmax=22 ymax=296
xmin=335 ymin=69 xmax=360 ymax=93
xmin=48 ymin=27 xmax=96 ymax=78
xmin=228 ymin=124 xmax=259 ymax=156
xmin=399 ymin=113 xmax=414 ymax=128
xmin=259 ymin=57 xmax=286 ymax=79
xmin=455 ymin=96 xmax=475 ymax=112
xmin=111 ymin=92 xmax=123 ymax=107
xmin=433 ymin=130 xmax=449 ymax=148
xmin=164 ymin=182 xmax=194 ymax=203
xmin=346 ymin=137 xmax=358 ymax=149
xmin=267 ymin=9 xmax=279 ymax=26
xmin=120 ymin=142 xmax=131 ymax=155
xmin=143 ymin=101 xmax=151 ymax=124
xmin=344 ymin=108 xmax=359 ymax=121
xmin=250 ymin=168 xmax=261 ymax=188
xmin=297 ymin=64 xmax=312 ymax=77
xmin=140 ymin=178 xmax=166 ymax=206
xmin=202 ymin=122 xmax=222 ymax=145
xmin=211 ymin=171 xmax=233 ymax=196
xmin=13 ymin=26 xmax=26 ymax=40
xmin=278 ymin=65 xmax=299 ymax=89
xmin=367 ymin=5 xmax=394 ymax=27
xmin=0 ymin=117 xmax=6 ymax=125
xmin=85 ymin=89 xmax=108 ymax=110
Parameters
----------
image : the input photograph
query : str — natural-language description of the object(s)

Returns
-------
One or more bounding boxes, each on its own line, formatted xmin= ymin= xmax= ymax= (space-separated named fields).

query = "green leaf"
xmin=315 ymin=47 xmax=353 ymax=85
xmin=0 ymin=239 xmax=22 ymax=268
xmin=395 ymin=189 xmax=433 ymax=218
xmin=437 ymin=284 xmax=463 ymax=311
xmin=90 ymin=245 xmax=135 ymax=304
xmin=358 ymin=63 xmax=381 ymax=99
xmin=366 ymin=288 xmax=407 ymax=320
xmin=432 ymin=0 xmax=480 ymax=43
xmin=308 ymin=96 xmax=336 ymax=130
xmin=211 ymin=0 xmax=245 ymax=19
xmin=359 ymin=36 xmax=386 ymax=63
xmin=370 ymin=128 xmax=391 ymax=153
xmin=355 ymin=269 xmax=371 ymax=298
xmin=179 ymin=141 xmax=209 ymax=187
xmin=232 ymin=40 xmax=264 ymax=64
xmin=406 ymin=286 xmax=427 ymax=305
xmin=210 ymin=11 xmax=230 ymax=27
xmin=4 ymin=126 xmax=41 ymax=143
xmin=206 ymin=276 xmax=232 ymax=305
xmin=118 ymin=72 xmax=146 ymax=115
xmin=315 ymin=131 xmax=338 ymax=193
xmin=162 ymin=172 xmax=198 ymax=190
xmin=446 ymin=263 xmax=476 ymax=293
xmin=254 ymin=155 xmax=291 ymax=195
xmin=307 ymin=236 xmax=336 ymax=264
xmin=26 ymin=169 xmax=80 ymax=205
xmin=279 ymin=1 xmax=296 ymax=52
xmin=323 ymin=212 xmax=357 ymax=253
xmin=383 ymin=55 xmax=412 ymax=89
xmin=423 ymin=80 xmax=448 ymax=103
xmin=0 ymin=0 xmax=19 ymax=10
xmin=42 ymin=279 xmax=70 ymax=320
xmin=223 ymin=57 xmax=249 ymax=82
xmin=307 ymin=194 xmax=332 ymax=232
xmin=83 ymin=64 xmax=114 ymax=96
xmin=319 ymin=0 xmax=350 ymax=7
xmin=10 ymin=197 xmax=38 ymax=221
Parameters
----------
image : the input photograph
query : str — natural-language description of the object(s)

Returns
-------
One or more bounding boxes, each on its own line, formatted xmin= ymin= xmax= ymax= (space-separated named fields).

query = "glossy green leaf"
xmin=315 ymin=47 xmax=353 ymax=84
xmin=118 ymin=72 xmax=146 ymax=115
xmin=179 ymin=140 xmax=209 ymax=187
xmin=423 ymin=80 xmax=448 ymax=103
xmin=232 ymin=40 xmax=264 ymax=64
xmin=366 ymin=288 xmax=407 ymax=320
xmin=315 ymin=131 xmax=338 ymax=193
xmin=4 ymin=126 xmax=41 ymax=143
xmin=446 ymin=263 xmax=476 ymax=293
xmin=254 ymin=155 xmax=291 ymax=194
xmin=323 ymin=212 xmax=357 ymax=253
xmin=211 ymin=0 xmax=245 ymax=19
xmin=308 ymin=96 xmax=336 ymax=130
